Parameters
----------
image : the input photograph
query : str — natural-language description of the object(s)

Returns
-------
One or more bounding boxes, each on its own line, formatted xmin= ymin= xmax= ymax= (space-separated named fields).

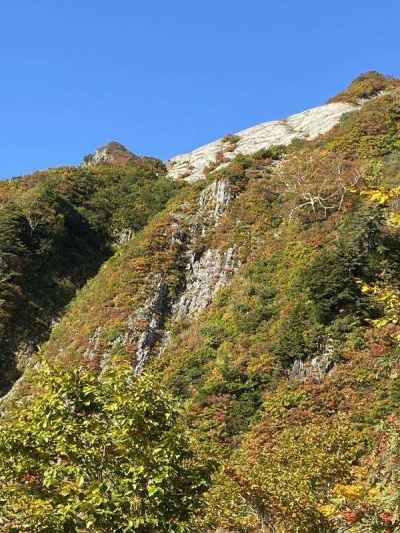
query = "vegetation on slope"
xmin=154 ymin=82 xmax=400 ymax=530
xmin=0 ymin=157 xmax=179 ymax=392
xmin=329 ymin=70 xmax=400 ymax=104
xmin=3 ymin=72 xmax=400 ymax=531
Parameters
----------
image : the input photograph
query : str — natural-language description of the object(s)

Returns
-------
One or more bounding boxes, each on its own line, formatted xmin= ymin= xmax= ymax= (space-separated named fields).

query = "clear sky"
xmin=1 ymin=1 xmax=400 ymax=178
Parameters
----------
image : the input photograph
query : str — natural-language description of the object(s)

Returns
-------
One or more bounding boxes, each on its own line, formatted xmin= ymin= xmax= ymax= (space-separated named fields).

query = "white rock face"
xmin=133 ymin=178 xmax=239 ymax=369
xmin=173 ymin=247 xmax=236 ymax=321
xmin=131 ymin=277 xmax=169 ymax=374
xmin=198 ymin=179 xmax=233 ymax=224
xmin=89 ymin=148 xmax=117 ymax=165
xmin=166 ymin=102 xmax=358 ymax=182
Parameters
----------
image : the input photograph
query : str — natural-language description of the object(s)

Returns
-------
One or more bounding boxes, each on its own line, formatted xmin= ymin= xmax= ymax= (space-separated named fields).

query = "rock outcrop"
xmin=289 ymin=337 xmax=335 ymax=383
xmin=129 ymin=178 xmax=239 ymax=370
xmin=83 ymin=141 xmax=138 ymax=166
xmin=166 ymin=102 xmax=358 ymax=182
xmin=173 ymin=247 xmax=236 ymax=321
xmin=73 ymin=175 xmax=240 ymax=374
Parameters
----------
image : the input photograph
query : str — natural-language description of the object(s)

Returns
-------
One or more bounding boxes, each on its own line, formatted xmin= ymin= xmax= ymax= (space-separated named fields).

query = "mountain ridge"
xmin=166 ymin=100 xmax=359 ymax=182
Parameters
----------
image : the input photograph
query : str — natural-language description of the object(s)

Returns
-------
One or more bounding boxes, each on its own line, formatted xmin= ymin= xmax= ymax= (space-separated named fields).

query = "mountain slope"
xmin=2 ymin=71 xmax=400 ymax=531
xmin=0 ymin=154 xmax=178 ymax=393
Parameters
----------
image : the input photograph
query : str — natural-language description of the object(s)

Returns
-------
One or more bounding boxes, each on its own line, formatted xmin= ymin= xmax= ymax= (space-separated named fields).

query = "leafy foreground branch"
xmin=0 ymin=363 xmax=214 ymax=532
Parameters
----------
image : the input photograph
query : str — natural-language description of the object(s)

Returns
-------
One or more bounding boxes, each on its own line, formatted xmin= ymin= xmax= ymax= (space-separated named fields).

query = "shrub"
xmin=222 ymin=134 xmax=241 ymax=145
xmin=0 ymin=362 xmax=214 ymax=532
xmin=329 ymin=71 xmax=400 ymax=104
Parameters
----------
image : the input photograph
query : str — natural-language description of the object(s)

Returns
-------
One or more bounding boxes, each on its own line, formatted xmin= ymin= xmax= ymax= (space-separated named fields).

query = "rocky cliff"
xmin=166 ymin=101 xmax=358 ymax=182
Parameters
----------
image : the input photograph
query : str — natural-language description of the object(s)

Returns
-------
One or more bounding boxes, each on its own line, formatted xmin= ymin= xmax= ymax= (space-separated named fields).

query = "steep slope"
xmin=10 ymin=73 xmax=395 ymax=380
xmin=0 ymin=153 xmax=178 ymax=393
xmin=3 ymin=71 xmax=400 ymax=531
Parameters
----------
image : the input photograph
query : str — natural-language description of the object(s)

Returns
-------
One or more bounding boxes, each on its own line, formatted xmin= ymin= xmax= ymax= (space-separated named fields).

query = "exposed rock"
xmin=198 ymin=179 xmax=233 ymax=223
xmin=134 ymin=178 xmax=239 ymax=367
xmin=113 ymin=228 xmax=135 ymax=245
xmin=121 ymin=277 xmax=169 ymax=374
xmin=83 ymin=141 xmax=138 ymax=166
xmin=166 ymin=102 xmax=359 ymax=182
xmin=83 ymin=277 xmax=169 ymax=373
xmin=289 ymin=338 xmax=335 ymax=383
xmin=66 ymin=176 xmax=240 ymax=373
xmin=170 ymin=178 xmax=238 ymax=320
xmin=173 ymin=247 xmax=236 ymax=320
xmin=84 ymin=326 xmax=103 ymax=361
xmin=186 ymin=178 xmax=235 ymax=242
xmin=289 ymin=354 xmax=334 ymax=383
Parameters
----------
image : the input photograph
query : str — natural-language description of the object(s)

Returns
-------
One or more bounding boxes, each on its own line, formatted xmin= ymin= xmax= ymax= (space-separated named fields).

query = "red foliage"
xmin=343 ymin=510 xmax=360 ymax=525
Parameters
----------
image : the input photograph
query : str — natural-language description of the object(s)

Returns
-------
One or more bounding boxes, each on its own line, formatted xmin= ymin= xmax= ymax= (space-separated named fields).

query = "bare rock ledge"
xmin=166 ymin=101 xmax=358 ymax=182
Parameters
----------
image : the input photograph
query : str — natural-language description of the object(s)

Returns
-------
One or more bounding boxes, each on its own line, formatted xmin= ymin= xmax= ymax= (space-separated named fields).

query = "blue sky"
xmin=1 ymin=1 xmax=399 ymax=178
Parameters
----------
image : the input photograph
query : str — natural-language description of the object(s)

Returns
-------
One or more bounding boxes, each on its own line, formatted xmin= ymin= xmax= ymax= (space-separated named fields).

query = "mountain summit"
xmin=83 ymin=141 xmax=138 ymax=166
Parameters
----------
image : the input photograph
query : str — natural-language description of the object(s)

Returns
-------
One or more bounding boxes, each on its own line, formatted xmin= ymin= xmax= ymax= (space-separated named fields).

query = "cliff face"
xmin=166 ymin=101 xmax=358 ymax=182
xmin=3 ymin=72 xmax=400 ymax=531
xmin=23 ymin=173 xmax=240 ymax=379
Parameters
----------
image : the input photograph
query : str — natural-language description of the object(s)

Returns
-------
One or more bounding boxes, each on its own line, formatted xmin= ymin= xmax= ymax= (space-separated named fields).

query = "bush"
xmin=0 ymin=362 xmax=213 ymax=532
xmin=329 ymin=71 xmax=400 ymax=104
